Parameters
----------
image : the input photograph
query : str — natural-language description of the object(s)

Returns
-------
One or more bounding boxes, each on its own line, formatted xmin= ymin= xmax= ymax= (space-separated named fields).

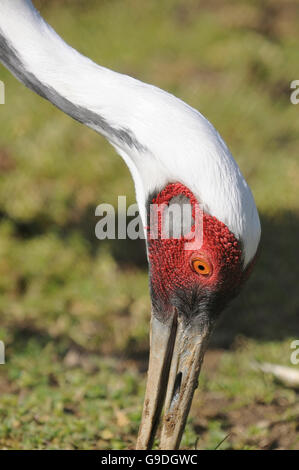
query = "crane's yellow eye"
xmin=191 ymin=258 xmax=212 ymax=276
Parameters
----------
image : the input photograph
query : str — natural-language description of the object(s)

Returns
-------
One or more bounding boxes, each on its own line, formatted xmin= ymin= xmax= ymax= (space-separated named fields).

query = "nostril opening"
xmin=169 ymin=372 xmax=182 ymax=411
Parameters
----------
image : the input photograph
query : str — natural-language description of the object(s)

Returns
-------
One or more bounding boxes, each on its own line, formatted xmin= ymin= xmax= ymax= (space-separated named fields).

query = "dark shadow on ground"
xmin=95 ymin=208 xmax=299 ymax=352
xmin=211 ymin=210 xmax=299 ymax=348
xmin=97 ymin=209 xmax=299 ymax=350
xmin=5 ymin=207 xmax=299 ymax=350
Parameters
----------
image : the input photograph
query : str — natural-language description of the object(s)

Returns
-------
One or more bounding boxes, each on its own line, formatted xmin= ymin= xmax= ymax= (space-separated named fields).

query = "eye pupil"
xmin=198 ymin=264 xmax=205 ymax=271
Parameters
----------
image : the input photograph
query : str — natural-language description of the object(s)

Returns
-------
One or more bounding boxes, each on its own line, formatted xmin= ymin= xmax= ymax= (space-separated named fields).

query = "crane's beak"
xmin=136 ymin=310 xmax=213 ymax=450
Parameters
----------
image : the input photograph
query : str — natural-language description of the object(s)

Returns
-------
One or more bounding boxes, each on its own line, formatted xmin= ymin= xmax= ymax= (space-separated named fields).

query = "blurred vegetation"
xmin=0 ymin=0 xmax=298 ymax=449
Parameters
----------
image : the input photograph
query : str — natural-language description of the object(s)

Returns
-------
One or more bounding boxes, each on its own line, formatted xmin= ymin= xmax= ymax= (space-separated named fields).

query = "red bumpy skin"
xmin=146 ymin=183 xmax=253 ymax=319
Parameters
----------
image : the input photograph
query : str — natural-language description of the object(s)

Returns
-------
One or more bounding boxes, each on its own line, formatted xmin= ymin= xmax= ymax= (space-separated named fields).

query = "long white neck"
xmin=0 ymin=0 xmax=260 ymax=266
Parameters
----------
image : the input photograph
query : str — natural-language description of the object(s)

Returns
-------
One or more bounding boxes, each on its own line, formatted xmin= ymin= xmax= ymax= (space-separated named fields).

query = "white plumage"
xmin=0 ymin=0 xmax=260 ymax=266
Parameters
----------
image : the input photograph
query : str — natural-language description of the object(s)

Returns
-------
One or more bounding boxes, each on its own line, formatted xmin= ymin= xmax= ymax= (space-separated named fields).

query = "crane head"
xmin=137 ymin=182 xmax=257 ymax=449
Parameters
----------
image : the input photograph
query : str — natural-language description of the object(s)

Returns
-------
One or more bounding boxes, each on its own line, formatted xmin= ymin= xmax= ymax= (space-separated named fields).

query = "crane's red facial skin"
xmin=146 ymin=183 xmax=248 ymax=321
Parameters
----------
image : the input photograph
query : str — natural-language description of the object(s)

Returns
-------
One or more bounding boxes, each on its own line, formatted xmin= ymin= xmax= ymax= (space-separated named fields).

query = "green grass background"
xmin=0 ymin=0 xmax=298 ymax=449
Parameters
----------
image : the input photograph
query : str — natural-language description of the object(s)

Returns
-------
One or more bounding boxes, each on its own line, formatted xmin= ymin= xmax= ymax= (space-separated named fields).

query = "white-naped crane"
xmin=0 ymin=0 xmax=260 ymax=450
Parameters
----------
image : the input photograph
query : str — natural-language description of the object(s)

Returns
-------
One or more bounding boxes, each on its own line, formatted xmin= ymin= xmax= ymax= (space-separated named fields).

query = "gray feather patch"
xmin=162 ymin=195 xmax=194 ymax=239
xmin=0 ymin=30 xmax=146 ymax=152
